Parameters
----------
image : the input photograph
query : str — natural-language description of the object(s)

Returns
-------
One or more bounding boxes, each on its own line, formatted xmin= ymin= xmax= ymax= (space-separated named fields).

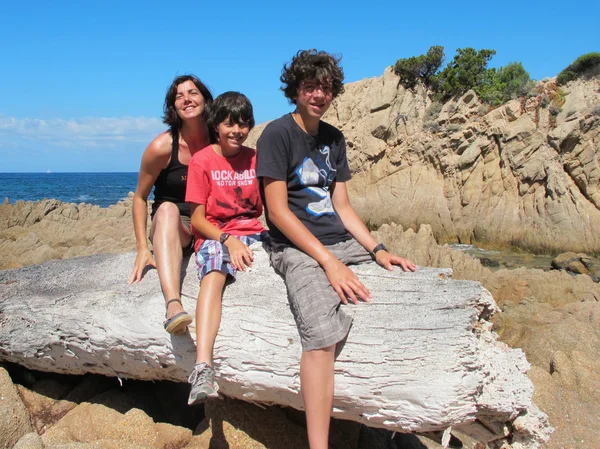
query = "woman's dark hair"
xmin=206 ymin=91 xmax=255 ymax=143
xmin=162 ymin=75 xmax=213 ymax=132
xmin=280 ymin=49 xmax=345 ymax=104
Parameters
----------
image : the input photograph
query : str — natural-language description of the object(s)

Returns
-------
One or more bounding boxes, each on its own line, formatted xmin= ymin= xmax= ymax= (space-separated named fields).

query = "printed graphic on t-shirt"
xmin=216 ymin=186 xmax=258 ymax=222
xmin=211 ymin=169 xmax=259 ymax=226
xmin=211 ymin=169 xmax=256 ymax=187
xmin=295 ymin=144 xmax=336 ymax=216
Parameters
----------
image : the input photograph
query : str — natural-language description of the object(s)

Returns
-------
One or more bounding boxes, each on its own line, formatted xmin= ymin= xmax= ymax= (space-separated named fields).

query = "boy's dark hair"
xmin=280 ymin=49 xmax=345 ymax=104
xmin=207 ymin=91 xmax=255 ymax=143
xmin=162 ymin=75 xmax=214 ymax=132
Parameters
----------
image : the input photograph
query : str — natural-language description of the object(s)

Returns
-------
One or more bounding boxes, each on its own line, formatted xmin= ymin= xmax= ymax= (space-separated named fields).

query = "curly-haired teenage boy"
xmin=256 ymin=49 xmax=416 ymax=448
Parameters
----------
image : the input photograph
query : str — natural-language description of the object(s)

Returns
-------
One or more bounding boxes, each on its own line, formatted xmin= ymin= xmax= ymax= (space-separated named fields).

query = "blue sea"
xmin=0 ymin=172 xmax=139 ymax=208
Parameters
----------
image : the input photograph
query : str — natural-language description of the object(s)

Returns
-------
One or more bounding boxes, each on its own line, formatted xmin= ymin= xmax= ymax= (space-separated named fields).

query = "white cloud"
xmin=0 ymin=115 xmax=166 ymax=148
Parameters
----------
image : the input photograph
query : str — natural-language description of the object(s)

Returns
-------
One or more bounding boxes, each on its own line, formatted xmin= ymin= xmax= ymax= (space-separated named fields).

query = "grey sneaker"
xmin=188 ymin=363 xmax=219 ymax=405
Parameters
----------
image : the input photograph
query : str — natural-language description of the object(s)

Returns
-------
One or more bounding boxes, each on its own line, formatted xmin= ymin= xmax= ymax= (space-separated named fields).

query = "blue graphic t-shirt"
xmin=256 ymin=114 xmax=352 ymax=249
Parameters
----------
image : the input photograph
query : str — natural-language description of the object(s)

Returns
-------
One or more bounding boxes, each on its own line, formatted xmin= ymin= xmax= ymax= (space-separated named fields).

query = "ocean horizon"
xmin=0 ymin=172 xmax=139 ymax=208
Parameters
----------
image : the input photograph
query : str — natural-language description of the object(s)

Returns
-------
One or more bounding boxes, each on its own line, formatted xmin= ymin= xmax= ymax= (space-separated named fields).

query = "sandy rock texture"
xmin=0 ymin=367 xmax=34 ymax=448
xmin=0 ymin=196 xmax=137 ymax=270
xmin=247 ymin=72 xmax=600 ymax=255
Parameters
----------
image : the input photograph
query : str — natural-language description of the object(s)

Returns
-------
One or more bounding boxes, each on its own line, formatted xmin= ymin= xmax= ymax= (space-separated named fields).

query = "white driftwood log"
xmin=0 ymin=246 xmax=551 ymax=448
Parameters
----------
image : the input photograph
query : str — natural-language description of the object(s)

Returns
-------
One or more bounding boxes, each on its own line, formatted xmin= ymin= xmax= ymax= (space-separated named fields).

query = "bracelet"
xmin=370 ymin=243 xmax=387 ymax=258
xmin=219 ymin=233 xmax=231 ymax=244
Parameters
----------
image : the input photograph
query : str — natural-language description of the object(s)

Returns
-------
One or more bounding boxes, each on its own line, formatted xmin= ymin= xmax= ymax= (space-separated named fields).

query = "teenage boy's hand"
xmin=224 ymin=237 xmax=254 ymax=272
xmin=375 ymin=251 xmax=416 ymax=272
xmin=322 ymin=258 xmax=372 ymax=305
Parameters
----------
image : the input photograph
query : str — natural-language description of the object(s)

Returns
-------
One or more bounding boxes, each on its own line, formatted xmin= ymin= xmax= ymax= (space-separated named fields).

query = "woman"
xmin=129 ymin=75 xmax=213 ymax=334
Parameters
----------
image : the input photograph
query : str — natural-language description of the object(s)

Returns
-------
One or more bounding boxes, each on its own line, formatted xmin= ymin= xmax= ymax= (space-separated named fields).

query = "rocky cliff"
xmin=249 ymin=72 xmax=600 ymax=255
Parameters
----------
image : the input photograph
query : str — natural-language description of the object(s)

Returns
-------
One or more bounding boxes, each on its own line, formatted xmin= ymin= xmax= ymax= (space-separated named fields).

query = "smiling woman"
xmin=128 ymin=75 xmax=214 ymax=334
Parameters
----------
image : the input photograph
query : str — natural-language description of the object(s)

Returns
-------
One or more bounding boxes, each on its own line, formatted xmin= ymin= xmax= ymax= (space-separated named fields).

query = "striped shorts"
xmin=269 ymin=238 xmax=373 ymax=352
xmin=195 ymin=232 xmax=267 ymax=282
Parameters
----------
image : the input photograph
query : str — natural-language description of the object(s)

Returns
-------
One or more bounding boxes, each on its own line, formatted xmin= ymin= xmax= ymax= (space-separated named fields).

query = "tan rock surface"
xmin=16 ymin=384 xmax=76 ymax=433
xmin=189 ymin=397 xmax=309 ymax=449
xmin=41 ymin=403 xmax=192 ymax=449
xmin=0 ymin=196 xmax=138 ymax=270
xmin=0 ymin=367 xmax=34 ymax=449
xmin=13 ymin=432 xmax=44 ymax=449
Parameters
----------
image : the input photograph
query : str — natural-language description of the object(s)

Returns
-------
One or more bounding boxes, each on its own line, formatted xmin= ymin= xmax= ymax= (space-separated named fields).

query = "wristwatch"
xmin=370 ymin=243 xmax=387 ymax=258
xmin=219 ymin=233 xmax=231 ymax=244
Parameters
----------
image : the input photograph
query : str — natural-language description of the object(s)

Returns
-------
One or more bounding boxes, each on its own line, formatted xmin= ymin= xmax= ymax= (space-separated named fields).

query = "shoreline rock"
xmin=0 ymin=247 xmax=551 ymax=447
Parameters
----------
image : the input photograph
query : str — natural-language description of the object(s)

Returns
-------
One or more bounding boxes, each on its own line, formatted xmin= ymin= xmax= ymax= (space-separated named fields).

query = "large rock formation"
xmin=248 ymin=73 xmax=600 ymax=254
xmin=0 ymin=246 xmax=551 ymax=448
xmin=0 ymin=196 xmax=136 ymax=270
xmin=2 ymin=197 xmax=600 ymax=447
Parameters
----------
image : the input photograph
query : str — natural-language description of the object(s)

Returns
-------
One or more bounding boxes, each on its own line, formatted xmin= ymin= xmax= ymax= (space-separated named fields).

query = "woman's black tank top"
xmin=151 ymin=129 xmax=191 ymax=217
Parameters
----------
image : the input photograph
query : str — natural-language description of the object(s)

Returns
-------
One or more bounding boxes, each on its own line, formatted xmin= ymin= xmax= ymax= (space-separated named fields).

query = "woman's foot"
xmin=163 ymin=299 xmax=193 ymax=334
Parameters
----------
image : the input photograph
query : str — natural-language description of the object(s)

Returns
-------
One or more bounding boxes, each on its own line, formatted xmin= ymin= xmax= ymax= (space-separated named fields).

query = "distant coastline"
xmin=0 ymin=172 xmax=138 ymax=208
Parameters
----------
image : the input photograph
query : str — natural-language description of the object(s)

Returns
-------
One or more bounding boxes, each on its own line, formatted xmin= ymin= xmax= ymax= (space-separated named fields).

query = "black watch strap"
xmin=371 ymin=243 xmax=387 ymax=257
xmin=219 ymin=233 xmax=231 ymax=244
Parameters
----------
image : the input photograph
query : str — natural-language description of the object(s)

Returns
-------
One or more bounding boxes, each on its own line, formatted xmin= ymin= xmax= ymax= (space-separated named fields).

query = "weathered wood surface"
xmin=0 ymin=246 xmax=551 ymax=447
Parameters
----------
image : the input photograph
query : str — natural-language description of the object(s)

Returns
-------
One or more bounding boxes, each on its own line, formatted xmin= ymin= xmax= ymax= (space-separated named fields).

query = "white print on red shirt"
xmin=211 ymin=169 xmax=256 ymax=187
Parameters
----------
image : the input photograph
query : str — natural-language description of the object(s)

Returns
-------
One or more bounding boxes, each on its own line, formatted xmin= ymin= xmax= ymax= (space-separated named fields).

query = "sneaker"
xmin=188 ymin=363 xmax=219 ymax=405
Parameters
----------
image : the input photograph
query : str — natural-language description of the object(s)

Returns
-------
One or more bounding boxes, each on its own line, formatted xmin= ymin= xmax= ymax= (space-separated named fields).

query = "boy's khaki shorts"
xmin=269 ymin=238 xmax=373 ymax=352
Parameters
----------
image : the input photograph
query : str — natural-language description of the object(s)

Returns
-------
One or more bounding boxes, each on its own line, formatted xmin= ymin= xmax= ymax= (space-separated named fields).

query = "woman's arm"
xmin=128 ymin=133 xmax=171 ymax=284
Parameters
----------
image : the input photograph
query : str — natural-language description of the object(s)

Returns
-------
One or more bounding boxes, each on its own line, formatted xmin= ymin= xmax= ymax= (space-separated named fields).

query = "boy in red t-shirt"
xmin=185 ymin=91 xmax=266 ymax=405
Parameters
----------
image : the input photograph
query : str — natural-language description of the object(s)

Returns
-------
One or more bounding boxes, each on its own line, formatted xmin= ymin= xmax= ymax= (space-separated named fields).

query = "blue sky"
xmin=1 ymin=0 xmax=598 ymax=173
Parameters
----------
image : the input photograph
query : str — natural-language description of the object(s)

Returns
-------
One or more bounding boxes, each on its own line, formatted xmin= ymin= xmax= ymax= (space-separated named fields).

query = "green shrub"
xmin=557 ymin=52 xmax=600 ymax=85
xmin=393 ymin=46 xmax=445 ymax=89
xmin=434 ymin=48 xmax=496 ymax=99
xmin=392 ymin=47 xmax=535 ymax=107
xmin=475 ymin=62 xmax=535 ymax=105
xmin=557 ymin=70 xmax=577 ymax=85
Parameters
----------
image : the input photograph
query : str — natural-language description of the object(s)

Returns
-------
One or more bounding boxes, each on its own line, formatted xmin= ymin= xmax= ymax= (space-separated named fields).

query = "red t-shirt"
xmin=186 ymin=145 xmax=264 ymax=252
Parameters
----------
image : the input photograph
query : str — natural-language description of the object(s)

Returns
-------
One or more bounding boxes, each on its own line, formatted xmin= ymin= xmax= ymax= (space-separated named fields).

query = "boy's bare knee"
xmin=303 ymin=345 xmax=335 ymax=359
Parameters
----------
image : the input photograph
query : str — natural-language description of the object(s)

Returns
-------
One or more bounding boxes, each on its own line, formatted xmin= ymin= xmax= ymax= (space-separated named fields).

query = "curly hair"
xmin=206 ymin=91 xmax=255 ymax=143
xmin=280 ymin=49 xmax=345 ymax=104
xmin=162 ymin=75 xmax=214 ymax=132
